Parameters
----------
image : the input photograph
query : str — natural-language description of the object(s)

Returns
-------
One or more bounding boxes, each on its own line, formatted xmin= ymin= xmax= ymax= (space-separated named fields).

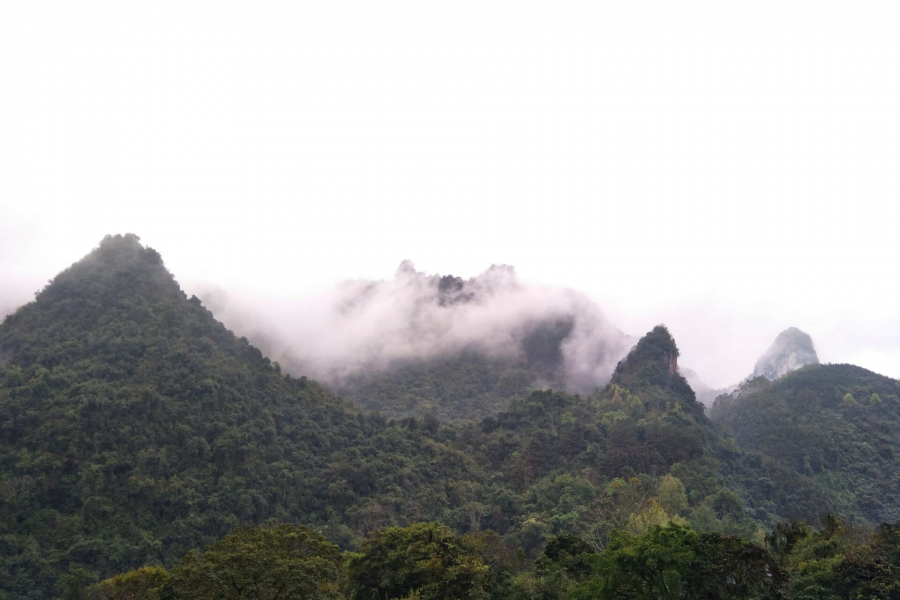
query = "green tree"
xmin=160 ymin=524 xmax=343 ymax=600
xmin=346 ymin=522 xmax=490 ymax=600
xmin=774 ymin=517 xmax=900 ymax=600
xmin=657 ymin=474 xmax=688 ymax=516
xmin=692 ymin=534 xmax=786 ymax=599
xmin=570 ymin=523 xmax=785 ymax=600
xmin=571 ymin=524 xmax=698 ymax=600
xmin=538 ymin=534 xmax=593 ymax=579
xmin=89 ymin=567 xmax=169 ymax=600
xmin=61 ymin=569 xmax=99 ymax=600
xmin=625 ymin=499 xmax=687 ymax=536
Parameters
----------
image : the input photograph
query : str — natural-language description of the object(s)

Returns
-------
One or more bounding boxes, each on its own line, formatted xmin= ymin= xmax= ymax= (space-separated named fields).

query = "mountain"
xmin=334 ymin=313 xmax=611 ymax=421
xmin=0 ymin=235 xmax=484 ymax=598
xmin=681 ymin=327 xmax=819 ymax=409
xmin=710 ymin=363 xmax=900 ymax=525
xmin=200 ymin=261 xmax=634 ymax=422
xmin=751 ymin=327 xmax=819 ymax=381
xmin=0 ymin=235 xmax=868 ymax=598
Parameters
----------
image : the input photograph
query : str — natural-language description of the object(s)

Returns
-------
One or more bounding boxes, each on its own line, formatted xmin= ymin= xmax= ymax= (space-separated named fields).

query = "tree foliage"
xmin=570 ymin=523 xmax=786 ymax=600
xmin=711 ymin=363 xmax=900 ymax=525
xmin=89 ymin=566 xmax=169 ymax=600
xmin=345 ymin=522 xmax=489 ymax=600
xmin=158 ymin=524 xmax=343 ymax=600
xmin=1 ymin=235 xmax=897 ymax=599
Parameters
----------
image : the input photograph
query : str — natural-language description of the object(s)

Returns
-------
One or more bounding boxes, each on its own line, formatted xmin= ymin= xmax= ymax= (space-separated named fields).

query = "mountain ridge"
xmin=0 ymin=234 xmax=886 ymax=599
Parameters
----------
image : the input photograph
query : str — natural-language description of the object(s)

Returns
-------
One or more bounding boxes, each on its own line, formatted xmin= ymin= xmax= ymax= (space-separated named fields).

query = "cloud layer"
xmin=200 ymin=261 xmax=633 ymax=392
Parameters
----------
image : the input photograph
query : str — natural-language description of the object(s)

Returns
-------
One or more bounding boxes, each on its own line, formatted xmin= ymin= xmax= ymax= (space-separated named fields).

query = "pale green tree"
xmin=658 ymin=474 xmax=688 ymax=516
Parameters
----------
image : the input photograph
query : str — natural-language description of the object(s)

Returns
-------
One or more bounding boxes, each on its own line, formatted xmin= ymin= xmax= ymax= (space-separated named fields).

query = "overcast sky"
xmin=1 ymin=1 xmax=898 ymax=387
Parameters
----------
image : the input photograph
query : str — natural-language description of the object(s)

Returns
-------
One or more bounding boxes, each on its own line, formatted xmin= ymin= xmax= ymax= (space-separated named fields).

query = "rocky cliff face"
xmin=751 ymin=327 xmax=819 ymax=381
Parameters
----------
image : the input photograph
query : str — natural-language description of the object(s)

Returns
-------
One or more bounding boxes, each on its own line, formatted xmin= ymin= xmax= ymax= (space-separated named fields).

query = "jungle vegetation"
xmin=2 ymin=235 xmax=899 ymax=599
xmin=711 ymin=364 xmax=900 ymax=525
xmin=71 ymin=517 xmax=900 ymax=600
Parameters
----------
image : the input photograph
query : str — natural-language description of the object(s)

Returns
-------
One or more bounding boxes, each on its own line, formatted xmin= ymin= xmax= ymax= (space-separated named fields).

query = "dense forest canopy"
xmin=64 ymin=518 xmax=900 ymax=600
xmin=711 ymin=364 xmax=900 ymax=525
xmin=1 ymin=235 xmax=899 ymax=600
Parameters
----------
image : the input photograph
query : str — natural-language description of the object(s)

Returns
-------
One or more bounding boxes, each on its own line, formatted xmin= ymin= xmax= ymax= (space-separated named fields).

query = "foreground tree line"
xmin=63 ymin=516 xmax=900 ymax=600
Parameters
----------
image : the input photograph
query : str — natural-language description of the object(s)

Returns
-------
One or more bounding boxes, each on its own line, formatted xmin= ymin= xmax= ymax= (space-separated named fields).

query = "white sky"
xmin=1 ymin=1 xmax=898 ymax=387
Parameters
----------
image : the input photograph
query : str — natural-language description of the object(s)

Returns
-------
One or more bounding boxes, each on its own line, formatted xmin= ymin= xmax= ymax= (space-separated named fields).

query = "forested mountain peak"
xmin=751 ymin=326 xmax=819 ymax=381
xmin=613 ymin=325 xmax=679 ymax=374
xmin=0 ymin=236 xmax=465 ymax=596
xmin=608 ymin=325 xmax=698 ymax=411
xmin=0 ymin=234 xmax=188 ymax=369
xmin=35 ymin=233 xmax=171 ymax=304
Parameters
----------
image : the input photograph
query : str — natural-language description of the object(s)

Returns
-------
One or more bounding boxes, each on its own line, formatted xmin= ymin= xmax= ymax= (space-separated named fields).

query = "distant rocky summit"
xmin=687 ymin=327 xmax=820 ymax=408
xmin=751 ymin=327 xmax=819 ymax=381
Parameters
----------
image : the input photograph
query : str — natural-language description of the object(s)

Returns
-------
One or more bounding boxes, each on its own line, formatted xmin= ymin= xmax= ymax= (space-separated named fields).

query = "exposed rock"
xmin=752 ymin=327 xmax=819 ymax=381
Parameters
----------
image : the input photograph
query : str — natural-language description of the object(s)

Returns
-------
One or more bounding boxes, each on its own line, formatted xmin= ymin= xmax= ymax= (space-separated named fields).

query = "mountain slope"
xmin=0 ymin=235 xmax=481 ymax=598
xmin=711 ymin=363 xmax=900 ymax=525
xmin=0 ymin=235 xmax=860 ymax=599
xmin=336 ymin=352 xmax=538 ymax=421
xmin=202 ymin=261 xmax=634 ymax=422
xmin=599 ymin=326 xmax=831 ymax=527
xmin=0 ymin=236 xmax=672 ymax=598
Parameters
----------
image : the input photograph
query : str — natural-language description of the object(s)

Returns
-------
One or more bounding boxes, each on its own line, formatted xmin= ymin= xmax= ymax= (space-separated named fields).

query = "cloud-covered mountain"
xmin=751 ymin=327 xmax=819 ymax=381
xmin=201 ymin=261 xmax=634 ymax=398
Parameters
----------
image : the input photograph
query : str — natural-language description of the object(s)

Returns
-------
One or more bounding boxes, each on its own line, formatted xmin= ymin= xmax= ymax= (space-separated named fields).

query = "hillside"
xmin=710 ymin=363 xmax=900 ymax=525
xmin=335 ymin=352 xmax=537 ymax=421
xmin=335 ymin=316 xmax=584 ymax=421
xmin=201 ymin=261 xmax=634 ymax=422
xmin=0 ymin=235 xmax=867 ymax=598
xmin=0 ymin=235 xmax=484 ymax=598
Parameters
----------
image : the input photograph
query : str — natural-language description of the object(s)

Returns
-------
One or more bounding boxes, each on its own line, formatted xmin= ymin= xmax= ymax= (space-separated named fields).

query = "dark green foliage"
xmin=60 ymin=569 xmax=98 ymax=600
xmin=0 ymin=236 xmax=477 ymax=598
xmin=337 ymin=353 xmax=537 ymax=422
xmin=159 ymin=523 xmax=343 ymax=600
xmin=88 ymin=566 xmax=169 ymax=600
xmin=2 ymin=235 xmax=897 ymax=599
xmin=345 ymin=522 xmax=489 ymax=600
xmin=535 ymin=534 xmax=594 ymax=583
xmin=89 ymin=519 xmax=900 ymax=600
xmin=767 ymin=516 xmax=900 ymax=600
xmin=711 ymin=364 xmax=900 ymax=524
xmin=569 ymin=523 xmax=786 ymax=600
xmin=336 ymin=317 xmax=578 ymax=423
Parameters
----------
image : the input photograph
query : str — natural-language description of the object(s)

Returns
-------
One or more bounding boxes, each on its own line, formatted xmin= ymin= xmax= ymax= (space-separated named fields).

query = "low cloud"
xmin=198 ymin=261 xmax=634 ymax=393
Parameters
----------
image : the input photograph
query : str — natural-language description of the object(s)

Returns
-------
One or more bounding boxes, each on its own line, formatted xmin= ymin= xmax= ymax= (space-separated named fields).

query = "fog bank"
xmin=199 ymin=261 xmax=633 ymax=392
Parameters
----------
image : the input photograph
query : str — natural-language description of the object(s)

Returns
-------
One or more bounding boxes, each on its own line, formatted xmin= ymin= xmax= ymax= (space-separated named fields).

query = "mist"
xmin=2 ymin=1 xmax=900 ymax=391
xmin=2 ymin=240 xmax=899 ymax=394
xmin=198 ymin=261 xmax=634 ymax=393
